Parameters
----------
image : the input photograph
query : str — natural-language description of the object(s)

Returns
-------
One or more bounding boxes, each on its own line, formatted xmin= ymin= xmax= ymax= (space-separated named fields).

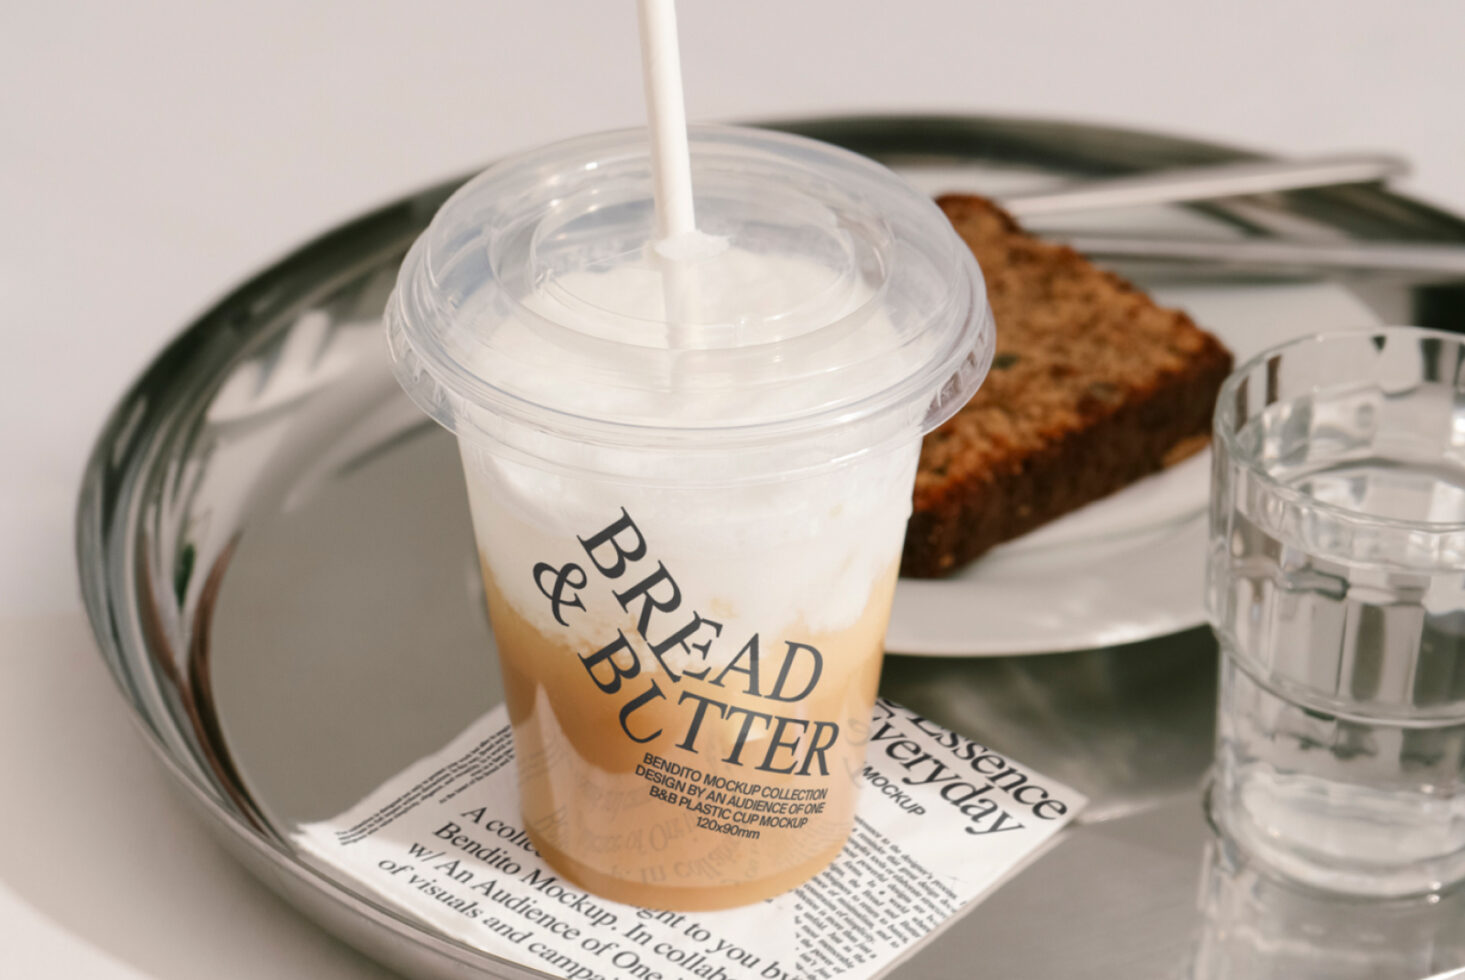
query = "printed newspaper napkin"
xmin=295 ymin=698 xmax=1084 ymax=980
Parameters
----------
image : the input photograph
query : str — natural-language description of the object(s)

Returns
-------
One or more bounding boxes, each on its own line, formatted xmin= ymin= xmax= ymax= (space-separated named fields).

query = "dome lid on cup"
xmin=386 ymin=125 xmax=993 ymax=480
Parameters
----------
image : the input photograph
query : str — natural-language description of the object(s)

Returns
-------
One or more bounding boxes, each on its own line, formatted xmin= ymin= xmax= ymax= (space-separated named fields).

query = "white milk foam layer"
xmin=462 ymin=247 xmax=922 ymax=658
xmin=464 ymin=442 xmax=917 ymax=660
xmin=470 ymin=242 xmax=911 ymax=428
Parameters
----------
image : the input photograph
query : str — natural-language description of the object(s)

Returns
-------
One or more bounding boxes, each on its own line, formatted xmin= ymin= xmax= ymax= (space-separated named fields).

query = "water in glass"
xmin=1208 ymin=329 xmax=1465 ymax=895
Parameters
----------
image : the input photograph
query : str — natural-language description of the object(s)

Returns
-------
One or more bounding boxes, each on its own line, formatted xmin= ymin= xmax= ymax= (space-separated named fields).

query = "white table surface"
xmin=5 ymin=1 xmax=1465 ymax=976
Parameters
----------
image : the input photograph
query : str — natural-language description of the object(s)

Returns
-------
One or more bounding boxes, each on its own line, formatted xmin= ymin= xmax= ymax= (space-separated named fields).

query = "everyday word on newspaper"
xmin=862 ymin=700 xmax=1072 ymax=836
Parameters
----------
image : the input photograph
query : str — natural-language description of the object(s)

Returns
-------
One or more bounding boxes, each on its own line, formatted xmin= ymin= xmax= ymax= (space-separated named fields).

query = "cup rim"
xmin=384 ymin=123 xmax=996 ymax=482
xmin=1214 ymin=324 xmax=1465 ymax=536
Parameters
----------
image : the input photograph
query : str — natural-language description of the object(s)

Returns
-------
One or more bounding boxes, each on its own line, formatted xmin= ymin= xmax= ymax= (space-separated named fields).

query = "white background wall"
xmin=3 ymin=2 xmax=1463 ymax=976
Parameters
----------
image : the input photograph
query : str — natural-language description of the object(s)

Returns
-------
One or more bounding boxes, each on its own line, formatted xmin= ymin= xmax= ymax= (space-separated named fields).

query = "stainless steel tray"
xmin=76 ymin=115 xmax=1465 ymax=979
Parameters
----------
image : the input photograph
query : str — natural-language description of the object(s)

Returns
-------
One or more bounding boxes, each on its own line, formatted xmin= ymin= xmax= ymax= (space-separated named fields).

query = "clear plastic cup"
xmin=386 ymin=125 xmax=993 ymax=909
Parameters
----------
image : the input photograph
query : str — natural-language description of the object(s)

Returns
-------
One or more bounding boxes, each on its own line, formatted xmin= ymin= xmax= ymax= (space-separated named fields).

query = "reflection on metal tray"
xmin=77 ymin=115 xmax=1465 ymax=979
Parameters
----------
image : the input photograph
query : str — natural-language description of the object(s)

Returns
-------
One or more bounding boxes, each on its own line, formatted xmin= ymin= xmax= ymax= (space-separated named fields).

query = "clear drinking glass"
xmin=1207 ymin=326 xmax=1465 ymax=896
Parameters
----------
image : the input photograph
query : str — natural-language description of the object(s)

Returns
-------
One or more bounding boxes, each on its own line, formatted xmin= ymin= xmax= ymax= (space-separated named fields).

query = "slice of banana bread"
xmin=902 ymin=194 xmax=1233 ymax=578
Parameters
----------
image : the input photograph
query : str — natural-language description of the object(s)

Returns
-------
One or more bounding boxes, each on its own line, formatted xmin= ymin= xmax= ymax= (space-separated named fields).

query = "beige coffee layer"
xmin=480 ymin=561 xmax=896 ymax=910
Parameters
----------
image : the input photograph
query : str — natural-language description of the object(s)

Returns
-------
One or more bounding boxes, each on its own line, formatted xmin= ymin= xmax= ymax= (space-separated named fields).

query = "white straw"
xmin=637 ymin=0 xmax=696 ymax=241
xmin=636 ymin=0 xmax=702 ymax=356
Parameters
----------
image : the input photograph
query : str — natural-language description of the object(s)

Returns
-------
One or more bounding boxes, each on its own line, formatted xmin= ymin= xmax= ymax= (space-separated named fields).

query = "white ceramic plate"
xmin=883 ymin=164 xmax=1382 ymax=655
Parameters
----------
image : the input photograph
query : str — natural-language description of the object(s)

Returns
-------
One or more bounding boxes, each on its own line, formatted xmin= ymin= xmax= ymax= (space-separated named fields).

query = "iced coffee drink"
xmin=387 ymin=126 xmax=992 ymax=909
